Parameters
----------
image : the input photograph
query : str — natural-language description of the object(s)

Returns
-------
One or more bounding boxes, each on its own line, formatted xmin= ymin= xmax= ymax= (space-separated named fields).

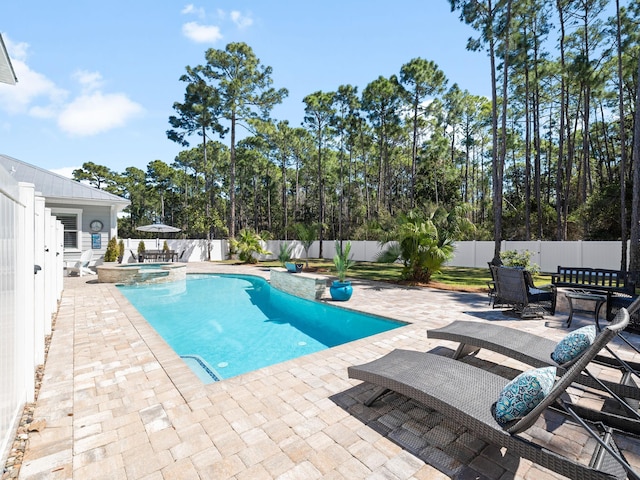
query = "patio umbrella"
xmin=136 ymin=223 xmax=181 ymax=248
xmin=136 ymin=223 xmax=181 ymax=234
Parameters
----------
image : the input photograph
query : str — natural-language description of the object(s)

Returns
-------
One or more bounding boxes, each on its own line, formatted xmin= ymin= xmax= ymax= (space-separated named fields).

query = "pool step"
xmin=180 ymin=355 xmax=222 ymax=383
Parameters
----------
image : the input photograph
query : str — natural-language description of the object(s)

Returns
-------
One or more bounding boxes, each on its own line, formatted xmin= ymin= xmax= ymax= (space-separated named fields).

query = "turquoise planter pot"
xmin=330 ymin=280 xmax=353 ymax=301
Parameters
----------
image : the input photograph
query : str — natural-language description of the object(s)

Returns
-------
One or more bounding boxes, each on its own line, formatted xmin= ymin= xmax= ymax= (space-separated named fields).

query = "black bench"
xmin=552 ymin=266 xmax=639 ymax=332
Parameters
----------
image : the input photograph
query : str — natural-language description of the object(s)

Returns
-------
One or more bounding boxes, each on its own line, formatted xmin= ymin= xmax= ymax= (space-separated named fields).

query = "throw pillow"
xmin=550 ymin=325 xmax=596 ymax=365
xmin=494 ymin=366 xmax=556 ymax=424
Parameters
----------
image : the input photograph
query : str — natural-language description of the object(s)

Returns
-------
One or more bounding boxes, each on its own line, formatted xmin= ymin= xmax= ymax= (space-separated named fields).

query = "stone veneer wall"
xmin=270 ymin=268 xmax=327 ymax=300
xmin=96 ymin=263 xmax=187 ymax=284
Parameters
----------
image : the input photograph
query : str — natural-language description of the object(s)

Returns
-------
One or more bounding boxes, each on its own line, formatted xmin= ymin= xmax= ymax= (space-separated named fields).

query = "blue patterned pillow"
xmin=494 ymin=366 xmax=556 ymax=424
xmin=551 ymin=325 xmax=596 ymax=365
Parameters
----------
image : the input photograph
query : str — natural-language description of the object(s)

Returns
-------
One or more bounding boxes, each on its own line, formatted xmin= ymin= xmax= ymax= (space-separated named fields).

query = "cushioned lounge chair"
xmin=427 ymin=296 xmax=640 ymax=401
xmin=427 ymin=321 xmax=640 ymax=434
xmin=349 ymin=310 xmax=638 ymax=480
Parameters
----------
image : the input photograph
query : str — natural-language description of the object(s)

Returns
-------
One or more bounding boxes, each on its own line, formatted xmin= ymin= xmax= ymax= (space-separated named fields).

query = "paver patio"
xmin=15 ymin=263 xmax=640 ymax=479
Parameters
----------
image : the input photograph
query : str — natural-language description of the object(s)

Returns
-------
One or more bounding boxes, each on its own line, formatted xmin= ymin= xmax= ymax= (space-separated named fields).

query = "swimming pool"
xmin=118 ymin=274 xmax=405 ymax=382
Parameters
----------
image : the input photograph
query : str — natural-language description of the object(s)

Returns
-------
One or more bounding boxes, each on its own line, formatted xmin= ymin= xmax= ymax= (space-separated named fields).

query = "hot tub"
xmin=96 ymin=262 xmax=187 ymax=284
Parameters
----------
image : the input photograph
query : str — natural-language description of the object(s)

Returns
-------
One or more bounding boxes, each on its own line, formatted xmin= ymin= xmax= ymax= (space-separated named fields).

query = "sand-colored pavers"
xmin=16 ymin=263 xmax=640 ymax=479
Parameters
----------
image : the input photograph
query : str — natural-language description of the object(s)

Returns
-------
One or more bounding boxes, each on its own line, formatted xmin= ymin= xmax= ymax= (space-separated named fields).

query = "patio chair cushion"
xmin=551 ymin=325 xmax=596 ymax=365
xmin=494 ymin=366 xmax=556 ymax=424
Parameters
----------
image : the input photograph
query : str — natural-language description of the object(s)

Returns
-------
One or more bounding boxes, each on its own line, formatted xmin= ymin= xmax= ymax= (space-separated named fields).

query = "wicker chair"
xmin=492 ymin=266 xmax=556 ymax=318
xmin=487 ymin=261 xmax=507 ymax=308
xmin=608 ymin=293 xmax=640 ymax=334
xmin=349 ymin=310 xmax=636 ymax=480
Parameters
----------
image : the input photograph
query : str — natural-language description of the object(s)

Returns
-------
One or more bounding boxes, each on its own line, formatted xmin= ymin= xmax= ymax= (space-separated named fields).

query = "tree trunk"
xmin=556 ymin=0 xmax=567 ymax=240
xmin=229 ymin=110 xmax=237 ymax=239
xmin=629 ymin=54 xmax=640 ymax=272
xmin=494 ymin=0 xmax=512 ymax=261
xmin=524 ymin=44 xmax=532 ymax=240
xmin=490 ymin=0 xmax=502 ymax=263
xmin=616 ymin=0 xmax=628 ymax=270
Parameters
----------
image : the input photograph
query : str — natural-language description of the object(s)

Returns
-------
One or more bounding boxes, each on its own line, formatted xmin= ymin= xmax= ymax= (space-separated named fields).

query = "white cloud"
xmin=50 ymin=166 xmax=79 ymax=179
xmin=0 ymin=36 xmax=144 ymax=138
xmin=182 ymin=22 xmax=223 ymax=43
xmin=5 ymin=36 xmax=29 ymax=62
xmin=0 ymin=37 xmax=68 ymax=115
xmin=230 ymin=11 xmax=253 ymax=29
xmin=58 ymin=91 xmax=143 ymax=136
xmin=73 ymin=70 xmax=104 ymax=92
xmin=181 ymin=4 xmax=205 ymax=18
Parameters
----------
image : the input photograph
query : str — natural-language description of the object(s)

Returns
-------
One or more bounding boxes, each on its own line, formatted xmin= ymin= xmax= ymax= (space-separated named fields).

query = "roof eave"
xmin=0 ymin=33 xmax=17 ymax=85
xmin=46 ymin=196 xmax=130 ymax=211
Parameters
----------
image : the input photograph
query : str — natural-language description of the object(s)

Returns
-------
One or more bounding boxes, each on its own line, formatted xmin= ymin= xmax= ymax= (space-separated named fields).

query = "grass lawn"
xmin=226 ymin=258 xmax=554 ymax=293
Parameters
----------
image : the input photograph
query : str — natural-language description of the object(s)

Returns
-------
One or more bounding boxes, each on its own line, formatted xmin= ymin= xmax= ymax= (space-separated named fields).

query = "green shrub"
xmin=278 ymin=242 xmax=293 ymax=266
xmin=117 ymin=239 xmax=125 ymax=262
xmin=234 ymin=229 xmax=271 ymax=264
xmin=334 ymin=241 xmax=355 ymax=282
xmin=500 ymin=249 xmax=540 ymax=274
xmin=104 ymin=237 xmax=118 ymax=262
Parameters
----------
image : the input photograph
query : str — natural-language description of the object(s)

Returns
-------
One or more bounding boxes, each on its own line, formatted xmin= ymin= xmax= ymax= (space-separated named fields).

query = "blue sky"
xmin=0 ymin=1 xmax=491 ymax=178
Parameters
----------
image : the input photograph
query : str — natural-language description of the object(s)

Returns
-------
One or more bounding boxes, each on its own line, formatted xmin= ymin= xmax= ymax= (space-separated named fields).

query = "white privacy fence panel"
xmin=0 ymin=168 xmax=20 ymax=466
xmin=0 ymin=171 xmax=63 ymax=468
xmin=124 ymin=238 xmax=632 ymax=272
xmin=448 ymin=240 xmax=628 ymax=272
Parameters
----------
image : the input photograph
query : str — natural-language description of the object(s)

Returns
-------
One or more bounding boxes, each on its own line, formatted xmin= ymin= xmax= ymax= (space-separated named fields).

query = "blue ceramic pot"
xmin=330 ymin=280 xmax=353 ymax=301
xmin=285 ymin=262 xmax=301 ymax=273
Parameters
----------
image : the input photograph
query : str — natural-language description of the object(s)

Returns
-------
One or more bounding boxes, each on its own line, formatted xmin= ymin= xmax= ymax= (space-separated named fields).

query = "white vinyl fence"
xmin=0 ymin=170 xmax=63 ymax=467
xmin=122 ymin=238 xmax=632 ymax=273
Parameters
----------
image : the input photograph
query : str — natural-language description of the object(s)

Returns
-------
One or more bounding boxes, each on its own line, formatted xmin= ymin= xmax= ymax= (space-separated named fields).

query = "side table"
xmin=563 ymin=289 xmax=608 ymax=330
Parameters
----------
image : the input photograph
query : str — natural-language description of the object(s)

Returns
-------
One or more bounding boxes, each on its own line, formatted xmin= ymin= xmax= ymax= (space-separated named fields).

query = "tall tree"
xmin=72 ymin=162 xmax=116 ymax=190
xmin=167 ymin=67 xmax=226 ymax=243
xmin=258 ymin=120 xmax=294 ymax=239
xmin=615 ymin=0 xmax=628 ymax=269
xmin=450 ymin=0 xmax=503 ymax=262
xmin=362 ymin=75 xmax=403 ymax=214
xmin=167 ymin=66 xmax=225 ymax=150
xmin=399 ymin=58 xmax=448 ymax=207
xmin=303 ymin=91 xmax=336 ymax=258
xmin=332 ymin=85 xmax=360 ymax=242
xmin=200 ymin=42 xmax=288 ymax=239
xmin=116 ymin=166 xmax=148 ymax=237
xmin=629 ymin=53 xmax=640 ymax=272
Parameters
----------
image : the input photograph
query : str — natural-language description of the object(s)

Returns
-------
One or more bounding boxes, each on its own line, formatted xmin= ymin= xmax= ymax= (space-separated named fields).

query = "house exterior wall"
xmin=48 ymin=202 xmax=114 ymax=262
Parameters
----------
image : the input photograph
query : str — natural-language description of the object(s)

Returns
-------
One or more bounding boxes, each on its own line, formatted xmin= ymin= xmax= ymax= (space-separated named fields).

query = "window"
xmin=53 ymin=209 xmax=82 ymax=250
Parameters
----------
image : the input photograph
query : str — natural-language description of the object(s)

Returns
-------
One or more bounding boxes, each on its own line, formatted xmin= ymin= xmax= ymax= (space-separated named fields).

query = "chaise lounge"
xmin=348 ymin=309 xmax=638 ymax=480
xmin=427 ymin=296 xmax=640 ymax=402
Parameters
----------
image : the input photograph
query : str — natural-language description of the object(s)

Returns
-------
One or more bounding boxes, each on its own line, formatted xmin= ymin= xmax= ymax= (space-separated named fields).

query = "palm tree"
xmin=293 ymin=223 xmax=317 ymax=269
xmin=376 ymin=208 xmax=460 ymax=283
xmin=231 ymin=229 xmax=270 ymax=264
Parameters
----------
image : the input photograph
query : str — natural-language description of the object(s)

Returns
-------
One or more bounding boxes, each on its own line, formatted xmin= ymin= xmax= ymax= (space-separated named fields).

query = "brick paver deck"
xmin=16 ymin=263 xmax=640 ymax=479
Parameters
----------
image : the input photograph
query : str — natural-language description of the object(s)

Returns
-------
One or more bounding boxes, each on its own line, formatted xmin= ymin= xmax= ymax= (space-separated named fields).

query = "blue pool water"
xmin=118 ymin=274 xmax=405 ymax=382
